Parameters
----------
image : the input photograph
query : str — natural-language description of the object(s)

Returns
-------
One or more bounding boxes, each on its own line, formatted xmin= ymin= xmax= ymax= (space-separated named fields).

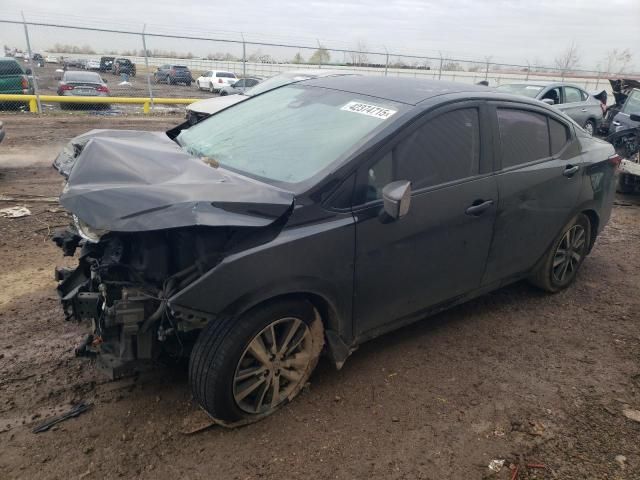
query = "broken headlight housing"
xmin=73 ymin=214 xmax=109 ymax=243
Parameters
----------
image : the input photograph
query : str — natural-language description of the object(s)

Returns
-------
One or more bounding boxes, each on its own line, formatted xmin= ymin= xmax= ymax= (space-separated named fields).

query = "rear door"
xmin=559 ymin=86 xmax=589 ymax=126
xmin=483 ymin=104 xmax=583 ymax=285
xmin=353 ymin=102 xmax=498 ymax=337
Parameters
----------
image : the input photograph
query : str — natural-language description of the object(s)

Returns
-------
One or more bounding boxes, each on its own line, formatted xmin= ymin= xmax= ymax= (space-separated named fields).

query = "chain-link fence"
xmin=0 ymin=16 xmax=635 ymax=115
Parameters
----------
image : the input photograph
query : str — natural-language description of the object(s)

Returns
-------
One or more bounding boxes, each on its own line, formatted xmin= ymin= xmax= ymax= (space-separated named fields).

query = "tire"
xmin=166 ymin=76 xmax=171 ymax=86
xmin=220 ymin=90 xmax=228 ymax=96
xmin=617 ymin=174 xmax=634 ymax=194
xmin=188 ymin=81 xmax=192 ymax=87
xmin=189 ymin=298 xmax=324 ymax=424
xmin=529 ymin=213 xmax=591 ymax=293
xmin=583 ymin=119 xmax=595 ymax=136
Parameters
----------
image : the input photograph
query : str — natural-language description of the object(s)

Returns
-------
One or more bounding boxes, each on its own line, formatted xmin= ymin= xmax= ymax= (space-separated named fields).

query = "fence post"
xmin=21 ymin=12 xmax=41 ymax=114
xmin=316 ymin=39 xmax=322 ymax=68
xmin=141 ymin=24 xmax=154 ymax=112
xmin=384 ymin=46 xmax=389 ymax=77
xmin=595 ymin=71 xmax=601 ymax=90
xmin=438 ymin=53 xmax=443 ymax=80
xmin=241 ymin=33 xmax=247 ymax=78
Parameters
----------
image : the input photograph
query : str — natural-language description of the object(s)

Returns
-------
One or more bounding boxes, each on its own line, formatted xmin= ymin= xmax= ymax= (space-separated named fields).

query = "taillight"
xmin=21 ymin=76 xmax=28 ymax=89
xmin=59 ymin=84 xmax=74 ymax=91
xmin=608 ymin=154 xmax=622 ymax=169
xmin=96 ymin=85 xmax=109 ymax=93
xmin=218 ymin=78 xmax=223 ymax=83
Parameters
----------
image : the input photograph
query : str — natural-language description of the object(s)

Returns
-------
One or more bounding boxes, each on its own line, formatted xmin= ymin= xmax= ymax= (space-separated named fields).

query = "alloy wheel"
xmin=552 ymin=224 xmax=586 ymax=283
xmin=233 ymin=317 xmax=313 ymax=414
xmin=584 ymin=122 xmax=594 ymax=136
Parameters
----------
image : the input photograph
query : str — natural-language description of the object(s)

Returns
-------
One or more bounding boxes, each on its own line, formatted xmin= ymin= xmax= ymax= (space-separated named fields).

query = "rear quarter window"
xmin=549 ymin=118 xmax=570 ymax=155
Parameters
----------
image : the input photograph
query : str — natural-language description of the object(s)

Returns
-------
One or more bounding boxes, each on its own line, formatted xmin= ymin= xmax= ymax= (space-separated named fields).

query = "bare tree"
xmin=554 ymin=42 xmax=580 ymax=74
xmin=349 ymin=41 xmax=369 ymax=66
xmin=601 ymin=48 xmax=633 ymax=75
xmin=291 ymin=52 xmax=304 ymax=64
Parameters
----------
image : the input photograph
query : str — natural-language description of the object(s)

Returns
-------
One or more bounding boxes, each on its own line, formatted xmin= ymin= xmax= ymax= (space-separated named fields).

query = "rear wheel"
xmin=583 ymin=119 xmax=595 ymax=136
xmin=189 ymin=299 xmax=324 ymax=423
xmin=529 ymin=214 xmax=591 ymax=292
xmin=220 ymin=90 xmax=228 ymax=96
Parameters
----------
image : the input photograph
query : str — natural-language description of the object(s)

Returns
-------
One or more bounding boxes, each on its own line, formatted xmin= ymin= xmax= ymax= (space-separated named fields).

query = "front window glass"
xmin=622 ymin=89 xmax=640 ymax=115
xmin=496 ymin=84 xmax=544 ymax=98
xmin=177 ymin=86 xmax=404 ymax=185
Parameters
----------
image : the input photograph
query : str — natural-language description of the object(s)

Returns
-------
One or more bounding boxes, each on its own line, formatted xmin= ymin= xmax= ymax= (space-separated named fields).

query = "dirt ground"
xmin=1 ymin=115 xmax=640 ymax=480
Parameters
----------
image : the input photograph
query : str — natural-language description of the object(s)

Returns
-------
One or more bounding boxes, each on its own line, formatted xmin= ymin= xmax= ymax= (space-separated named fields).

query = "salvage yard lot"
xmin=1 ymin=115 xmax=640 ymax=479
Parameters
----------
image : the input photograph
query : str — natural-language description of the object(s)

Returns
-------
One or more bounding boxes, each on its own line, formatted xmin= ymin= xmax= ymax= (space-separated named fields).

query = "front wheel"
xmin=189 ymin=299 xmax=324 ymax=423
xmin=220 ymin=90 xmax=228 ymax=96
xmin=529 ymin=214 xmax=591 ymax=292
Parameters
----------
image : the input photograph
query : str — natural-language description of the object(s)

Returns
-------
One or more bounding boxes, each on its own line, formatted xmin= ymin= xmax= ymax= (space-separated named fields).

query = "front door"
xmin=352 ymin=104 xmax=498 ymax=337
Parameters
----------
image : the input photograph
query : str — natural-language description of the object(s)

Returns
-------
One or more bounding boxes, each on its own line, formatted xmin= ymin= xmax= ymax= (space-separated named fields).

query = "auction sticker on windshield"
xmin=341 ymin=101 xmax=397 ymax=120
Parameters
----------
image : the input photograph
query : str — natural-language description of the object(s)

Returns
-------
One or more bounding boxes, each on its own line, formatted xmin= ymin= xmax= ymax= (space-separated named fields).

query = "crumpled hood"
xmin=58 ymin=130 xmax=295 ymax=232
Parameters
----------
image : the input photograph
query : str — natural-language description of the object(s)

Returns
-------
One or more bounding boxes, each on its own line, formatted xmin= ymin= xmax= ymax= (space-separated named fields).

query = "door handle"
xmin=581 ymin=108 xmax=588 ymax=112
xmin=563 ymin=165 xmax=580 ymax=177
xmin=465 ymin=199 xmax=494 ymax=216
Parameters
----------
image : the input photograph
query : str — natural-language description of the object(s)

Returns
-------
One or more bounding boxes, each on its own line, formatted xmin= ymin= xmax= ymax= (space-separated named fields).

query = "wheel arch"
xmin=581 ymin=208 xmax=599 ymax=253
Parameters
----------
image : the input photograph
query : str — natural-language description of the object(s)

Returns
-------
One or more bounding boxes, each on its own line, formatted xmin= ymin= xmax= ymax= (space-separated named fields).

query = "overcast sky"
xmin=2 ymin=0 xmax=639 ymax=70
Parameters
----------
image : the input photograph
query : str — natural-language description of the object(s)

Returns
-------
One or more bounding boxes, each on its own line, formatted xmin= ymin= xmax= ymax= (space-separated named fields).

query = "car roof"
xmin=300 ymin=76 xmax=490 ymax=105
xmin=499 ymin=80 xmax=584 ymax=89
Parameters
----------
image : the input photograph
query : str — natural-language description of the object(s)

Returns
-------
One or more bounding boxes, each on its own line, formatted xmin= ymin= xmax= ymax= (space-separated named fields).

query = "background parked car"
xmin=219 ymin=77 xmax=262 ymax=96
xmin=153 ymin=65 xmax=193 ymax=85
xmin=0 ymin=57 xmax=33 ymax=110
xmin=45 ymin=55 xmax=59 ymax=63
xmin=112 ymin=58 xmax=136 ymax=77
xmin=84 ymin=59 xmax=100 ymax=70
xmin=57 ymin=71 xmax=109 ymax=97
xmin=99 ymin=56 xmax=115 ymax=72
xmin=496 ymin=82 xmax=603 ymax=135
xmin=608 ymin=85 xmax=640 ymax=135
xmin=63 ymin=58 xmax=85 ymax=69
xmin=195 ymin=70 xmax=237 ymax=92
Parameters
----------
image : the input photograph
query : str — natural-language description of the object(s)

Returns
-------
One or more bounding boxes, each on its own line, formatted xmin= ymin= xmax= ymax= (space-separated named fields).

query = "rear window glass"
xmin=496 ymin=84 xmax=544 ymax=98
xmin=65 ymin=72 xmax=102 ymax=82
xmin=216 ymin=72 xmax=236 ymax=78
xmin=497 ymin=109 xmax=550 ymax=167
xmin=0 ymin=61 xmax=23 ymax=75
xmin=549 ymin=118 xmax=570 ymax=155
xmin=173 ymin=66 xmax=189 ymax=70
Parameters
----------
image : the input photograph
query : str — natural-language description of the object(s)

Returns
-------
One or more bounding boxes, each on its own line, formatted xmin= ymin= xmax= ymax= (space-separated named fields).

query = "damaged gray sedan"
xmin=52 ymin=76 xmax=618 ymax=424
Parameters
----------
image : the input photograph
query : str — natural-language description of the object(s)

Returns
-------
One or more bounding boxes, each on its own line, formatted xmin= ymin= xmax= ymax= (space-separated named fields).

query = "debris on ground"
xmin=622 ymin=408 xmax=640 ymax=423
xmin=615 ymin=454 xmax=627 ymax=468
xmin=32 ymin=402 xmax=92 ymax=433
xmin=488 ymin=459 xmax=505 ymax=472
xmin=0 ymin=206 xmax=31 ymax=218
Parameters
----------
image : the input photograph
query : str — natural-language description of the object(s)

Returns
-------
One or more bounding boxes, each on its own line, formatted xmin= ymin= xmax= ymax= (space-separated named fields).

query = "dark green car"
xmin=0 ymin=57 xmax=33 ymax=110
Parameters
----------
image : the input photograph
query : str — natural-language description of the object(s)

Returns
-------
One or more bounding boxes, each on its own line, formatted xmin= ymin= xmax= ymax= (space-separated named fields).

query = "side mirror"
xmin=541 ymin=98 xmax=554 ymax=106
xmin=630 ymin=114 xmax=640 ymax=122
xmin=25 ymin=68 xmax=32 ymax=75
xmin=382 ymin=180 xmax=411 ymax=220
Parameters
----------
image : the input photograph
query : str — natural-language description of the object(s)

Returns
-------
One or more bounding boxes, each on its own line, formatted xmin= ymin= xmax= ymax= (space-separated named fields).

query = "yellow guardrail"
xmin=0 ymin=94 xmax=197 ymax=114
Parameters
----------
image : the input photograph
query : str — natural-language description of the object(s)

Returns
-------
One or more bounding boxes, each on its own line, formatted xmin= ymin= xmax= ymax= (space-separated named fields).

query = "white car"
xmin=185 ymin=69 xmax=358 ymax=124
xmin=84 ymin=59 xmax=100 ymax=70
xmin=195 ymin=71 xmax=237 ymax=93
xmin=45 ymin=55 xmax=59 ymax=64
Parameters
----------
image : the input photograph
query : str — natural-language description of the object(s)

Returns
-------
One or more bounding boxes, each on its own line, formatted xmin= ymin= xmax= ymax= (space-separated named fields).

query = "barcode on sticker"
xmin=341 ymin=102 xmax=397 ymax=120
